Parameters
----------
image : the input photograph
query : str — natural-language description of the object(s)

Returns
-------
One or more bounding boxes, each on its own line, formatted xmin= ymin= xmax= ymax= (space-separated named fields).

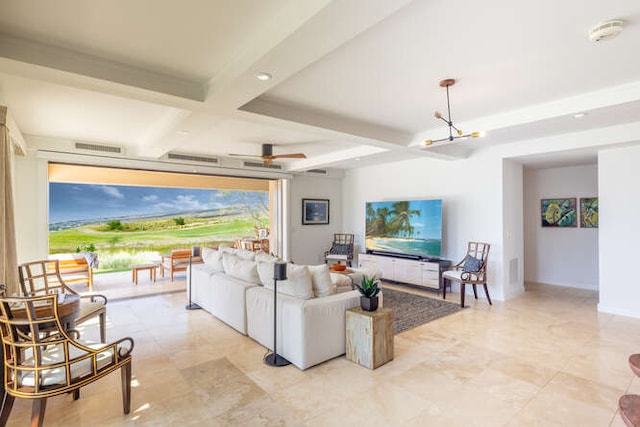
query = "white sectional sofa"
xmin=188 ymin=246 xmax=361 ymax=370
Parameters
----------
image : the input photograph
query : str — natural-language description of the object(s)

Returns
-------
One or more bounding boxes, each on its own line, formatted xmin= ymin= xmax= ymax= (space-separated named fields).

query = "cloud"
xmin=143 ymin=194 xmax=159 ymax=202
xmin=152 ymin=195 xmax=210 ymax=212
xmin=100 ymin=186 xmax=124 ymax=199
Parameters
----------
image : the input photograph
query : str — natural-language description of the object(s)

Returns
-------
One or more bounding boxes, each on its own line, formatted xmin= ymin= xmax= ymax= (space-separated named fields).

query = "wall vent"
xmin=307 ymin=168 xmax=328 ymax=175
xmin=75 ymin=142 xmax=122 ymax=154
xmin=243 ymin=161 xmax=282 ymax=170
xmin=167 ymin=152 xmax=218 ymax=164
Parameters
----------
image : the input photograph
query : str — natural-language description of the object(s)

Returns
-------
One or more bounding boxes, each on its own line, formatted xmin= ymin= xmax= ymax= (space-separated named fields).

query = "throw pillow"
xmin=308 ymin=264 xmax=335 ymax=297
xmin=201 ymin=247 xmax=224 ymax=271
xmin=235 ymin=248 xmax=256 ymax=261
xmin=263 ymin=263 xmax=314 ymax=300
xmin=222 ymin=253 xmax=260 ymax=284
xmin=256 ymin=260 xmax=276 ymax=286
xmin=462 ymin=255 xmax=484 ymax=272
xmin=330 ymin=243 xmax=352 ymax=255
xmin=218 ymin=243 xmax=237 ymax=254
xmin=255 ymin=251 xmax=280 ymax=264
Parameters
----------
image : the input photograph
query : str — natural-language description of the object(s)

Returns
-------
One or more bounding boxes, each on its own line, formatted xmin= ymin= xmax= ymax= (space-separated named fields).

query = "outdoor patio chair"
xmin=0 ymin=294 xmax=133 ymax=427
xmin=18 ymin=260 xmax=108 ymax=342
xmin=160 ymin=249 xmax=192 ymax=281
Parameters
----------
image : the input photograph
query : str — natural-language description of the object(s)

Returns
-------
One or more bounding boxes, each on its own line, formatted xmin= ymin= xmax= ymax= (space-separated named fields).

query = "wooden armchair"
xmin=324 ymin=233 xmax=355 ymax=267
xmin=442 ymin=242 xmax=491 ymax=307
xmin=160 ymin=249 xmax=192 ymax=281
xmin=0 ymin=294 xmax=134 ymax=427
xmin=18 ymin=260 xmax=108 ymax=343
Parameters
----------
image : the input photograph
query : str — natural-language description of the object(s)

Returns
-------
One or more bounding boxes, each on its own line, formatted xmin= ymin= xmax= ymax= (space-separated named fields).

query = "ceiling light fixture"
xmin=424 ymin=79 xmax=481 ymax=146
xmin=255 ymin=72 xmax=273 ymax=81
xmin=573 ymin=113 xmax=586 ymax=119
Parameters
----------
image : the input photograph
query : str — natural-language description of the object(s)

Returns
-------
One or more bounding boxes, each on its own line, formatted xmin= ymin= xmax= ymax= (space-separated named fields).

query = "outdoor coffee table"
xmin=131 ymin=263 xmax=157 ymax=285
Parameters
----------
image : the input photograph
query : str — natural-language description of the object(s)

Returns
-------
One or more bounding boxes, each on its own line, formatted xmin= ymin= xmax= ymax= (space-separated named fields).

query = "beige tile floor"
xmin=5 ymin=282 xmax=639 ymax=426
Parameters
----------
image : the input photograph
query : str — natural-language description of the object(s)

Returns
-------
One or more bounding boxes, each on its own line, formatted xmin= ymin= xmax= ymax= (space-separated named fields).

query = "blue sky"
xmin=49 ymin=183 xmax=268 ymax=224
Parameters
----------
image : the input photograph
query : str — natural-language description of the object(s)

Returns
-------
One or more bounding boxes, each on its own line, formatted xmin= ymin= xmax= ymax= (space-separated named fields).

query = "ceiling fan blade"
xmin=271 ymin=153 xmax=307 ymax=159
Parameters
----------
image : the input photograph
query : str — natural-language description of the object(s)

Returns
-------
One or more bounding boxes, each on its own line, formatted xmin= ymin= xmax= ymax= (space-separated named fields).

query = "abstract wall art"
xmin=541 ymin=198 xmax=577 ymax=227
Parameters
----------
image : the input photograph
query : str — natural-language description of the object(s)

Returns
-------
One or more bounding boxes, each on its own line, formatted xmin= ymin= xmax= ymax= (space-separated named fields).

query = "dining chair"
xmin=442 ymin=242 xmax=491 ymax=307
xmin=0 ymin=294 xmax=133 ymax=427
xmin=18 ymin=260 xmax=108 ymax=343
xmin=324 ymin=233 xmax=355 ymax=267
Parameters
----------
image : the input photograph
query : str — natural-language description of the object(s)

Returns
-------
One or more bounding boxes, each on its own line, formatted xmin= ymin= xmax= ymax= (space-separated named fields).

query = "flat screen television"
xmin=365 ymin=199 xmax=442 ymax=259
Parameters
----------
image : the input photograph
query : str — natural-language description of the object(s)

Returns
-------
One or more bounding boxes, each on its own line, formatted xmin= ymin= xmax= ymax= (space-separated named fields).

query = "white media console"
xmin=358 ymin=253 xmax=451 ymax=290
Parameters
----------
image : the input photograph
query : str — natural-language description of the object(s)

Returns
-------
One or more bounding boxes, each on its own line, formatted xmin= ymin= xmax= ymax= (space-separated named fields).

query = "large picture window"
xmin=48 ymin=164 xmax=274 ymax=273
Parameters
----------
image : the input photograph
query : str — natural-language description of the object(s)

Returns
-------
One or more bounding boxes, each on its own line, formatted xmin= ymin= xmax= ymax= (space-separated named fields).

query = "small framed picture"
xmin=541 ymin=198 xmax=577 ymax=227
xmin=580 ymin=197 xmax=598 ymax=228
xmin=302 ymin=199 xmax=329 ymax=225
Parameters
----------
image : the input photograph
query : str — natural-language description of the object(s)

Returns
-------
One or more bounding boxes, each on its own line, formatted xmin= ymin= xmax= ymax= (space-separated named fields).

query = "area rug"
xmin=382 ymin=287 xmax=462 ymax=334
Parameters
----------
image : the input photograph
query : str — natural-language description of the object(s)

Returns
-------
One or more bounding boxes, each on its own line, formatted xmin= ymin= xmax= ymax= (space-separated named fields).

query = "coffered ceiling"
xmin=1 ymin=0 xmax=639 ymax=171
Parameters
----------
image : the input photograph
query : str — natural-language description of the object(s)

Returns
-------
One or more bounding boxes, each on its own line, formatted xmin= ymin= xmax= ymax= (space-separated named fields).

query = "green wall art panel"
xmin=541 ymin=198 xmax=577 ymax=227
xmin=580 ymin=197 xmax=599 ymax=228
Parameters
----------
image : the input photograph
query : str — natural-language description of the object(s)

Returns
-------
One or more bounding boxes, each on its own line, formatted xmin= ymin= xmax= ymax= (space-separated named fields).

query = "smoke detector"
xmin=589 ymin=20 xmax=623 ymax=43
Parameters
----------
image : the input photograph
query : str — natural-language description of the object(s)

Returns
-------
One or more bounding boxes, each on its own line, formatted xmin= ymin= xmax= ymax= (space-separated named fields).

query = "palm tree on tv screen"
xmin=388 ymin=201 xmax=419 ymax=238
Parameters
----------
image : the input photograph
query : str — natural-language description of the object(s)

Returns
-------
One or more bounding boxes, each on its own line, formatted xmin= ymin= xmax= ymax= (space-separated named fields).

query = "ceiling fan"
xmin=229 ymin=143 xmax=307 ymax=165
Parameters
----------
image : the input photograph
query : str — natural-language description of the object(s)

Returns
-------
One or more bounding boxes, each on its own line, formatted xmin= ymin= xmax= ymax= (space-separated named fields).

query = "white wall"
xmin=288 ymin=174 xmax=343 ymax=265
xmin=523 ymin=164 xmax=599 ymax=290
xmin=342 ymin=150 xmax=517 ymax=301
xmin=599 ymin=145 xmax=640 ymax=317
xmin=502 ymin=159 xmax=525 ymax=299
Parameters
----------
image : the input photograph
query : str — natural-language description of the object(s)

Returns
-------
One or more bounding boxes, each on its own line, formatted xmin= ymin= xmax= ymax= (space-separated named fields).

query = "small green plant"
xmin=355 ymin=275 xmax=381 ymax=298
xmin=75 ymin=242 xmax=96 ymax=253
xmin=174 ymin=217 xmax=185 ymax=226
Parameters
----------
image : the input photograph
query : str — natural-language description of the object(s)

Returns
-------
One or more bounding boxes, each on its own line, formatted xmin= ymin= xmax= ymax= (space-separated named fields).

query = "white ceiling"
xmin=1 ymin=0 xmax=639 ymax=171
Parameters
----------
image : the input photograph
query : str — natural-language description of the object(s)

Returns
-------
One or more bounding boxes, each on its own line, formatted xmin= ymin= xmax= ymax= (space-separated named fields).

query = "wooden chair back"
xmin=333 ymin=233 xmax=354 ymax=245
xmin=18 ymin=260 xmax=72 ymax=296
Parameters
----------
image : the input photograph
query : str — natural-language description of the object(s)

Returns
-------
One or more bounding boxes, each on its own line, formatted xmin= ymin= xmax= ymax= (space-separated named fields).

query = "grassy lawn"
xmin=50 ymin=215 xmax=259 ymax=273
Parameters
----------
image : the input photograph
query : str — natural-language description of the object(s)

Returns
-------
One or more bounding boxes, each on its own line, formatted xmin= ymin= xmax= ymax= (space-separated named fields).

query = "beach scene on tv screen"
xmin=365 ymin=199 xmax=442 ymax=257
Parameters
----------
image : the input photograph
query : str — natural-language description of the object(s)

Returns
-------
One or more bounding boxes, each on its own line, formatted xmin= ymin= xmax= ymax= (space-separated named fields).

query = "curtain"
xmin=0 ymin=106 xmax=18 ymax=295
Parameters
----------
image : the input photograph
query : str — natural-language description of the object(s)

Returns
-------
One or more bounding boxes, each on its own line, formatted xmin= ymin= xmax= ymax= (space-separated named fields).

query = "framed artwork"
xmin=302 ymin=199 xmax=329 ymax=225
xmin=580 ymin=197 xmax=599 ymax=228
xmin=541 ymin=198 xmax=577 ymax=227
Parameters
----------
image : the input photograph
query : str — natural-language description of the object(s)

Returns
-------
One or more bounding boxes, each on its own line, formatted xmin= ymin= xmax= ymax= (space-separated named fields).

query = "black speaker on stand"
xmin=185 ymin=253 xmax=201 ymax=311
xmin=264 ymin=262 xmax=291 ymax=367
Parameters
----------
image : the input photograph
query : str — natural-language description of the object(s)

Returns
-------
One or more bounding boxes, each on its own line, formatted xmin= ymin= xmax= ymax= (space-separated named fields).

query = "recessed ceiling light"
xmin=255 ymin=72 xmax=272 ymax=81
xmin=178 ymin=130 xmax=190 ymax=135
xmin=355 ymin=157 xmax=361 ymax=161
xmin=573 ymin=113 xmax=586 ymax=119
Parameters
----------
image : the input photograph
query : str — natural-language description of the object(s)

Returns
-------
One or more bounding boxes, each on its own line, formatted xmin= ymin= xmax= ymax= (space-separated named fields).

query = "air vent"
xmin=243 ymin=161 xmax=282 ymax=170
xmin=75 ymin=142 xmax=122 ymax=154
xmin=307 ymin=169 xmax=328 ymax=175
xmin=167 ymin=152 xmax=218 ymax=164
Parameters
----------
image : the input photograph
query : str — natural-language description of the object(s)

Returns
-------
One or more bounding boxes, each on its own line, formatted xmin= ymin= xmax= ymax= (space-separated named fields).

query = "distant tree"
xmin=107 ymin=220 xmax=123 ymax=231
xmin=174 ymin=217 xmax=185 ymax=226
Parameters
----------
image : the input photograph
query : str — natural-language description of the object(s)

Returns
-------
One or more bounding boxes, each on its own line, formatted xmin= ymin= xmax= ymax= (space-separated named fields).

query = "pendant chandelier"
xmin=424 ymin=79 xmax=481 ymax=146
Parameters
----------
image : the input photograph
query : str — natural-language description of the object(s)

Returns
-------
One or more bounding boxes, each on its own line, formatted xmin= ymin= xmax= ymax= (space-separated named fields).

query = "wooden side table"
xmin=131 ymin=263 xmax=157 ymax=285
xmin=346 ymin=307 xmax=394 ymax=369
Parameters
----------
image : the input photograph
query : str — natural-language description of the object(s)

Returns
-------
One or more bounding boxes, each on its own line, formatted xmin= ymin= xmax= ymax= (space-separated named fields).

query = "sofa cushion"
xmin=222 ymin=253 xmax=260 ymax=284
xmin=201 ymin=247 xmax=224 ymax=271
xmin=255 ymin=251 xmax=280 ymax=264
xmin=308 ymin=264 xmax=334 ymax=297
xmin=263 ymin=263 xmax=314 ymax=300
xmin=256 ymin=260 xmax=276 ymax=287
xmin=235 ymin=248 xmax=256 ymax=261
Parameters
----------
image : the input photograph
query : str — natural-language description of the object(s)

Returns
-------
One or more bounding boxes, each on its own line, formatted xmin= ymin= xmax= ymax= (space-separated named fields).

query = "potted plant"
xmin=355 ymin=275 xmax=381 ymax=311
